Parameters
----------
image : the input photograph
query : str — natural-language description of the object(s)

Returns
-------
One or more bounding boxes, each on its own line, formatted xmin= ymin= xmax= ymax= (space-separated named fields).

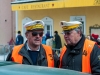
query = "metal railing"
xmin=52 ymin=48 xmax=61 ymax=57
xmin=16 ymin=0 xmax=37 ymax=1
xmin=52 ymin=48 xmax=61 ymax=51
xmin=0 ymin=45 xmax=14 ymax=61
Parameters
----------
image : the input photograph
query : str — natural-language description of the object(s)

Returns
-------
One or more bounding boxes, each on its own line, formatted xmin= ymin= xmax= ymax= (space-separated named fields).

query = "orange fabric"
xmin=59 ymin=46 xmax=66 ymax=68
xmin=11 ymin=44 xmax=24 ymax=64
xmin=11 ymin=44 xmax=54 ymax=67
xmin=82 ymin=39 xmax=95 ymax=73
xmin=59 ymin=39 xmax=95 ymax=73
xmin=42 ymin=44 xmax=54 ymax=67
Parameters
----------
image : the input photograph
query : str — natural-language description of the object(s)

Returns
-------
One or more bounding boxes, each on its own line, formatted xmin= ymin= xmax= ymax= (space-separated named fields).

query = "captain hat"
xmin=24 ymin=20 xmax=44 ymax=31
xmin=60 ymin=21 xmax=82 ymax=31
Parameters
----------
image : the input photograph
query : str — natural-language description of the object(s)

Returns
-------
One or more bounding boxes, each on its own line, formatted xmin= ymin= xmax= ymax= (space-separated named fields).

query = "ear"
xmin=25 ymin=32 xmax=29 ymax=39
xmin=77 ymin=30 xmax=80 ymax=34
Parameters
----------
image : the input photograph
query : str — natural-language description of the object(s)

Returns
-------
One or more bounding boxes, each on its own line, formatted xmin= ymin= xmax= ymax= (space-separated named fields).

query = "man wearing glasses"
xmin=6 ymin=20 xmax=59 ymax=68
xmin=59 ymin=21 xmax=100 ymax=74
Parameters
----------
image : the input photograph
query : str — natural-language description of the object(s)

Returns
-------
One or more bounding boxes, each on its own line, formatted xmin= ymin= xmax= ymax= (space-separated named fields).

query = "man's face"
xmin=26 ymin=30 xmax=43 ymax=46
xmin=64 ymin=29 xmax=81 ymax=46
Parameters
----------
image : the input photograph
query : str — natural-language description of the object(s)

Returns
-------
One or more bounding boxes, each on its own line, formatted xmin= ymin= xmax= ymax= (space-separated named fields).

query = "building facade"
xmin=0 ymin=0 xmax=15 ymax=45
xmin=11 ymin=0 xmax=100 ymax=46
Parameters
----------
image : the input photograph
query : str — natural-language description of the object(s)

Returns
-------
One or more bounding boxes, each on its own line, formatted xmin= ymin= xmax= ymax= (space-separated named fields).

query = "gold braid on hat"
xmin=62 ymin=24 xmax=80 ymax=31
xmin=26 ymin=24 xmax=44 ymax=30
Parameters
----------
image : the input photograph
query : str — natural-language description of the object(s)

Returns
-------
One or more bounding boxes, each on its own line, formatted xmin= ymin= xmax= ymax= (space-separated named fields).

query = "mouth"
xmin=65 ymin=39 xmax=70 ymax=43
xmin=35 ymin=39 xmax=40 ymax=41
xmin=34 ymin=38 xmax=40 ymax=41
xmin=65 ymin=38 xmax=69 ymax=41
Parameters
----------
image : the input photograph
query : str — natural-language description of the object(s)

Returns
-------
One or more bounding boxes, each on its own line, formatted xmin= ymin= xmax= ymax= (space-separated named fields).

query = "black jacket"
xmin=61 ymin=35 xmax=100 ymax=75
xmin=15 ymin=35 xmax=24 ymax=45
xmin=6 ymin=42 xmax=59 ymax=68
xmin=54 ymin=34 xmax=62 ymax=49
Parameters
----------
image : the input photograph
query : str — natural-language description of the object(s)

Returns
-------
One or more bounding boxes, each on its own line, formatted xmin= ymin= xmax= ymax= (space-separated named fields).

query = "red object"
xmin=91 ymin=34 xmax=99 ymax=40
xmin=9 ymin=37 xmax=15 ymax=45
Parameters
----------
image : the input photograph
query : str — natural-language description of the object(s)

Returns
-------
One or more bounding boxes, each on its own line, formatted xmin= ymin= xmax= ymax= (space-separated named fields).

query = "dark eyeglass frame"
xmin=32 ymin=31 xmax=43 ymax=37
xmin=63 ymin=30 xmax=73 ymax=35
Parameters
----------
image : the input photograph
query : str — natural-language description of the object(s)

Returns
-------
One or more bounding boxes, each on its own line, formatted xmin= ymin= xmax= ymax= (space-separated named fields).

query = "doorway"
xmin=70 ymin=16 xmax=86 ymax=34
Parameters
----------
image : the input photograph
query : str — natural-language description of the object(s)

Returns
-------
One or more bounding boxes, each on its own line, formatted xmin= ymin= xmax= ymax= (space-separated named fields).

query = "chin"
xmin=66 ymin=41 xmax=70 ymax=44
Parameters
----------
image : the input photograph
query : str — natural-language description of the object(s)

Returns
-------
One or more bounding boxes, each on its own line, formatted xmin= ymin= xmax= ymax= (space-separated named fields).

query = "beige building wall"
xmin=17 ymin=6 xmax=100 ymax=46
xmin=0 ymin=0 xmax=15 ymax=45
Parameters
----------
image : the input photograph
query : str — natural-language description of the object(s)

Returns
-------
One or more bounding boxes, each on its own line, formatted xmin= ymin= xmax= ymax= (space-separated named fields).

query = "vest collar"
xmin=18 ymin=43 xmax=46 ymax=65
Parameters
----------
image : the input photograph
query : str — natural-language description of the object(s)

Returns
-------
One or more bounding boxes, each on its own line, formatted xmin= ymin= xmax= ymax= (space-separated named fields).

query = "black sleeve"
xmin=54 ymin=35 xmax=57 ymax=43
xmin=52 ymin=50 xmax=60 ymax=68
xmin=90 ymin=44 xmax=100 ymax=74
xmin=6 ymin=50 xmax=13 ymax=61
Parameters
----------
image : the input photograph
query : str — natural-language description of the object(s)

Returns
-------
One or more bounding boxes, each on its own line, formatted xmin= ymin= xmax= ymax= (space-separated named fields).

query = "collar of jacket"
xmin=26 ymin=42 xmax=40 ymax=51
xmin=66 ymin=34 xmax=85 ymax=54
xmin=18 ymin=42 xmax=46 ymax=65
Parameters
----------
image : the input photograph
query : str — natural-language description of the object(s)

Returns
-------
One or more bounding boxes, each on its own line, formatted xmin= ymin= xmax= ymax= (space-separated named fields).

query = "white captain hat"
xmin=24 ymin=20 xmax=44 ymax=31
xmin=60 ymin=21 xmax=82 ymax=31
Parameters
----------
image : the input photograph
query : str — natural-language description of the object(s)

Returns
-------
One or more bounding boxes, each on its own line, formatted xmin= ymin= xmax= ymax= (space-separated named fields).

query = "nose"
xmin=36 ymin=34 xmax=40 ymax=37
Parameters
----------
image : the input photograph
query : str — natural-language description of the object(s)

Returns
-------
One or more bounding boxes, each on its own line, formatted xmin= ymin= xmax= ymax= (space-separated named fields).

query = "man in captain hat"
xmin=6 ymin=20 xmax=59 ymax=68
xmin=59 ymin=21 xmax=100 ymax=74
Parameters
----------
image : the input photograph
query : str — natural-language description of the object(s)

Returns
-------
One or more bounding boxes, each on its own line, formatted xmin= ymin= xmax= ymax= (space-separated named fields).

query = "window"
xmin=70 ymin=16 xmax=86 ymax=34
xmin=42 ymin=17 xmax=53 ymax=36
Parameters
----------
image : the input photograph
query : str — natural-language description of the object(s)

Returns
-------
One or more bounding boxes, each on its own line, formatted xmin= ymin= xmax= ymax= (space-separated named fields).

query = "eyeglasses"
xmin=32 ymin=31 xmax=43 ymax=37
xmin=63 ymin=31 xmax=72 ymax=35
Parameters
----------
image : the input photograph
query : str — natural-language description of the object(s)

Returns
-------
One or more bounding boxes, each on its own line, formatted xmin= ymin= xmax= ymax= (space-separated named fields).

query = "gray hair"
xmin=74 ymin=27 xmax=83 ymax=36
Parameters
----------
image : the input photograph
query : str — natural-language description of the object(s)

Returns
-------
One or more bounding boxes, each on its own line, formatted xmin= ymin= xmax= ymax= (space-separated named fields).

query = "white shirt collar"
xmin=26 ymin=43 xmax=40 ymax=51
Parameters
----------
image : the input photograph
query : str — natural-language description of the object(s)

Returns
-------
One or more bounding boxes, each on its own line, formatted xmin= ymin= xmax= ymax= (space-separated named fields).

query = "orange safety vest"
xmin=59 ymin=39 xmax=95 ymax=73
xmin=11 ymin=44 xmax=54 ymax=67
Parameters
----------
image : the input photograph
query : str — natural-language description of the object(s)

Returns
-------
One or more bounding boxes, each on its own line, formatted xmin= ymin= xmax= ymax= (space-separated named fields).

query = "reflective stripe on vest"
xmin=59 ymin=39 xmax=95 ymax=73
xmin=11 ymin=44 xmax=54 ymax=67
